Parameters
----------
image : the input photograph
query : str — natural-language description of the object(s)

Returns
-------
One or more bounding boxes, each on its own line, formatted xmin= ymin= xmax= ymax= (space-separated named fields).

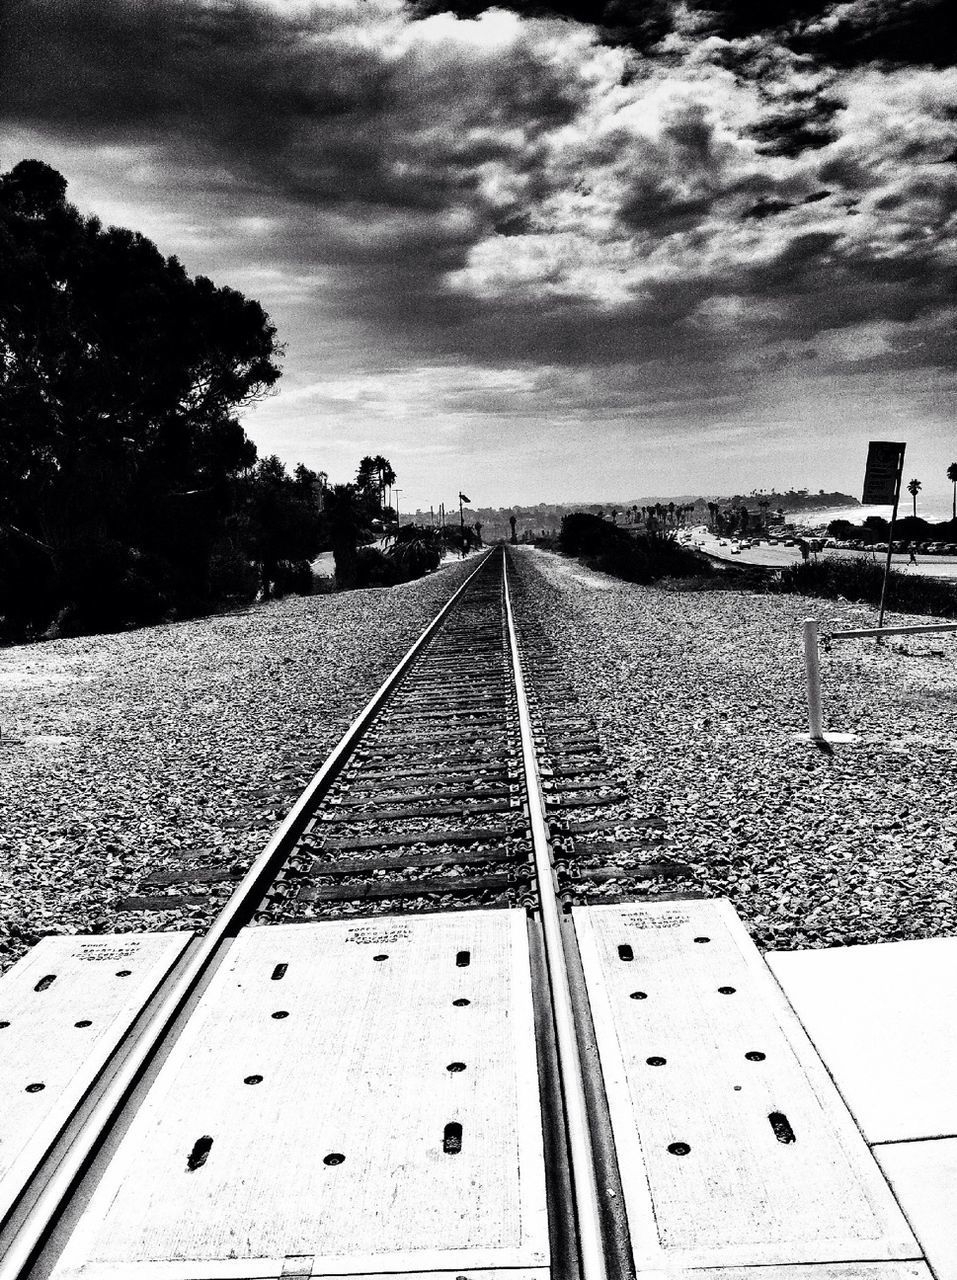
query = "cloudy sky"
xmin=2 ymin=0 xmax=955 ymax=508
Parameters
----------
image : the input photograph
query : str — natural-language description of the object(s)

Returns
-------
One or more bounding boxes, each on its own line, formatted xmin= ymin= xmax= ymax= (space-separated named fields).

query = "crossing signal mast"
xmin=458 ymin=491 xmax=470 ymax=531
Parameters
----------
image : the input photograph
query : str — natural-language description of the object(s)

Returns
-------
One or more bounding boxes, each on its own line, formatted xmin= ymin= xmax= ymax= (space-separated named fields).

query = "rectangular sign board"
xmin=862 ymin=441 xmax=905 ymax=505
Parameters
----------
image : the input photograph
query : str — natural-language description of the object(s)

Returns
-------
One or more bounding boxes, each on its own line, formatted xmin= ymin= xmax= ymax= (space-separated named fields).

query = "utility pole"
xmin=393 ymin=489 xmax=402 ymax=529
xmin=458 ymin=490 xmax=471 ymax=532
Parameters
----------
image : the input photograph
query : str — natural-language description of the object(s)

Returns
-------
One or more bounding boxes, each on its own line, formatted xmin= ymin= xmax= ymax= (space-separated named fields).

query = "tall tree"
xmin=907 ymin=477 xmax=922 ymax=518
xmin=355 ymin=456 xmax=378 ymax=501
xmin=947 ymin=462 xmax=957 ymax=521
xmin=372 ymin=455 xmax=396 ymax=511
xmin=242 ymin=456 xmax=322 ymax=598
xmin=0 ymin=159 xmax=281 ymax=635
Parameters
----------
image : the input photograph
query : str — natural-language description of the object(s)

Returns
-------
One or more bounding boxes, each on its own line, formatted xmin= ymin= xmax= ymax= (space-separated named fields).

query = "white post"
xmin=803 ymin=618 xmax=824 ymax=741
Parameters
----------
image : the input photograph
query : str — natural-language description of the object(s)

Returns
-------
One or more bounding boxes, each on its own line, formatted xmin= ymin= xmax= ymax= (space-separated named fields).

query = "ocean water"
xmin=796 ymin=498 xmax=956 ymax=527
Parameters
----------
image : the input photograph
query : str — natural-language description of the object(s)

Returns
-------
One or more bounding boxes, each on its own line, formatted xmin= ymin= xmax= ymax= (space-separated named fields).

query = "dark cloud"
xmin=1 ymin=0 xmax=579 ymax=214
xmin=408 ymin=0 xmax=954 ymax=78
xmin=749 ymin=99 xmax=840 ymax=156
xmin=796 ymin=0 xmax=955 ymax=69
xmin=743 ymin=197 xmax=795 ymax=218
xmin=407 ymin=0 xmax=674 ymax=52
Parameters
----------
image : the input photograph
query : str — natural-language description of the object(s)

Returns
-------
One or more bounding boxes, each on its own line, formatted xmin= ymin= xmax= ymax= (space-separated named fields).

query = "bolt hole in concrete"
xmin=34 ymin=974 xmax=56 ymax=992
xmin=373 ymin=954 xmax=389 ymax=961
xmin=629 ymin=991 xmax=647 ymax=1000
xmin=694 ymin=936 xmax=710 ymax=943
xmin=745 ymin=1051 xmax=766 ymax=1061
xmin=324 ymin=1153 xmax=345 ymax=1166
xmin=271 ymin=964 xmax=287 ymax=981
xmin=115 ymin=970 xmax=132 ymax=977
xmin=718 ymin=986 xmax=736 ymax=995
xmin=443 ymin=1122 xmax=463 ymax=1154
xmin=769 ymin=1112 xmax=796 ymax=1144
xmin=618 ymin=944 xmax=634 ymax=962
xmin=25 ymin=1082 xmax=45 ymax=1093
xmin=244 ymin=1075 xmax=263 ymax=1085
xmin=456 ymin=951 xmax=471 ymax=968
xmin=452 ymin=998 xmax=470 ymax=1006
xmin=271 ymin=1010 xmax=289 ymax=1019
xmin=186 ymin=1136 xmax=213 ymax=1171
xmin=446 ymin=1062 xmax=467 ymax=1072
xmin=0 ymin=1021 xmax=9 ymax=1028
xmin=668 ymin=1142 xmax=690 ymax=1156
xmin=75 ymin=1019 xmax=92 ymax=1028
xmin=646 ymin=1056 xmax=666 ymax=1066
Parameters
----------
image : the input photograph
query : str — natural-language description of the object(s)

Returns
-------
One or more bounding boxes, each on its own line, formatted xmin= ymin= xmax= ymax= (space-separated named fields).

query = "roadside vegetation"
xmin=777 ymin=557 xmax=957 ymax=618
xmin=348 ymin=523 xmax=481 ymax=589
xmin=558 ymin=512 xmax=710 ymax=583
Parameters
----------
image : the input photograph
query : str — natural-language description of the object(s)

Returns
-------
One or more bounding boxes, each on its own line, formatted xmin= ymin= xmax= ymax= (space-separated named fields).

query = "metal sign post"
xmin=862 ymin=441 xmax=906 ymax=633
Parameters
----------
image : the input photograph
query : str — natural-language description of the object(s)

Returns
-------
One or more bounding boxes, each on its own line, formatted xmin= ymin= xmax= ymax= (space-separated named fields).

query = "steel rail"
xmin=0 ymin=550 xmax=496 ymax=1280
xmin=502 ymin=553 xmax=609 ymax=1280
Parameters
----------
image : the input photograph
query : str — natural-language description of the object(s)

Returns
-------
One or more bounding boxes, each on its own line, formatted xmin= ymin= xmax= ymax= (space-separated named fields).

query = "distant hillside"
xmin=411 ymin=490 xmax=858 ymax=540
xmin=725 ymin=490 xmax=859 ymax=513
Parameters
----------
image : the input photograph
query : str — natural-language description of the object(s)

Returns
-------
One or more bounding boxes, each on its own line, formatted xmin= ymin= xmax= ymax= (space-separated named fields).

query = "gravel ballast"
xmin=0 ymin=560 xmax=477 ymax=973
xmin=4 ymin=545 xmax=957 ymax=972
xmin=513 ymin=547 xmax=957 ymax=952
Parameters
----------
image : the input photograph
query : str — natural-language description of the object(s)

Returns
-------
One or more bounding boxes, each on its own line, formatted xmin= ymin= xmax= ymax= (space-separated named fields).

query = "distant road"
xmin=689 ymin=529 xmax=957 ymax=581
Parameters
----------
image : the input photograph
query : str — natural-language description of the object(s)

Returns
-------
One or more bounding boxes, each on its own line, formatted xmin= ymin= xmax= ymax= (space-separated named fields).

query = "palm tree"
xmin=907 ymin=477 xmax=922 ymax=517
xmin=370 ymin=456 xmax=395 ymax=510
xmin=947 ymin=463 xmax=957 ymax=520
xmin=355 ymin=456 xmax=377 ymax=500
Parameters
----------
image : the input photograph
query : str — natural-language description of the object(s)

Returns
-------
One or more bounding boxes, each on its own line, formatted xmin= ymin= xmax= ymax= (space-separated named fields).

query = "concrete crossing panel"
xmin=874 ymin=1139 xmax=957 ymax=1280
xmin=52 ymin=910 xmax=548 ymax=1280
xmin=0 ymin=932 xmax=191 ymax=1222
xmin=674 ymin=1265 xmax=931 ymax=1280
xmin=572 ymin=899 xmax=919 ymax=1273
xmin=767 ymin=937 xmax=957 ymax=1143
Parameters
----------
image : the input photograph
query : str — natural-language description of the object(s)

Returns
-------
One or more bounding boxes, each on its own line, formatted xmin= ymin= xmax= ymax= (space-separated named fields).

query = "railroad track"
xmin=0 ymin=547 xmax=920 ymax=1280
xmin=1 ymin=546 xmax=624 ymax=1280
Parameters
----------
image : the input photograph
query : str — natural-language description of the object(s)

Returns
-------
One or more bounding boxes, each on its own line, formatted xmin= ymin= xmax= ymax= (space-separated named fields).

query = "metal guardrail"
xmin=802 ymin=617 xmax=957 ymax=742
xmin=829 ymin=622 xmax=957 ymax=641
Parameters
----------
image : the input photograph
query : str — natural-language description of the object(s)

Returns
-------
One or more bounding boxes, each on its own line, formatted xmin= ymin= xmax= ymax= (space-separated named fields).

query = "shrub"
xmin=778 ymin=556 xmax=957 ymax=617
xmin=273 ymin=559 xmax=314 ymax=596
xmin=385 ymin=525 xmax=442 ymax=580
xmin=354 ymin=546 xmax=401 ymax=587
xmin=559 ymin=512 xmax=710 ymax=584
xmin=207 ymin=545 xmax=260 ymax=604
